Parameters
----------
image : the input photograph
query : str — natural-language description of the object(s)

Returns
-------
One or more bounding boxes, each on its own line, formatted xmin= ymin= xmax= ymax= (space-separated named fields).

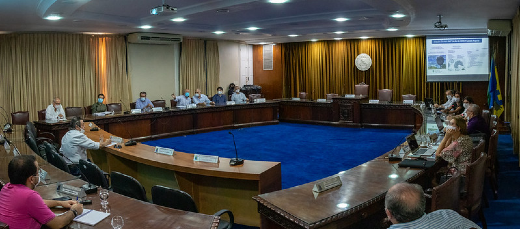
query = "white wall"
xmin=127 ymin=43 xmax=180 ymax=101
xmin=218 ymin=41 xmax=241 ymax=92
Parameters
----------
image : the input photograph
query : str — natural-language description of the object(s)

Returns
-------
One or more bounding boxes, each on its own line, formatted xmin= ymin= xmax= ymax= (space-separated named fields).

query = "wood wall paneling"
xmin=253 ymin=45 xmax=283 ymax=100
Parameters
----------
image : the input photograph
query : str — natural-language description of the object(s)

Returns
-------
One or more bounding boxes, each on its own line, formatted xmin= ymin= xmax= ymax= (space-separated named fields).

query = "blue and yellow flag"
xmin=487 ymin=57 xmax=504 ymax=118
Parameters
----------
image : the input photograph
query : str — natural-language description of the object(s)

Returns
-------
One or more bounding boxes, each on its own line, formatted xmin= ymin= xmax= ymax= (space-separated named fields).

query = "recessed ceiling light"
xmin=213 ymin=31 xmax=225 ymax=34
xmin=391 ymin=13 xmax=406 ymax=18
xmin=334 ymin=31 xmax=345 ymax=34
xmin=259 ymin=42 xmax=268 ymax=45
xmin=139 ymin=25 xmax=152 ymax=29
xmin=288 ymin=34 xmax=299 ymax=37
xmin=311 ymin=39 xmax=318 ymax=42
xmin=44 ymin=15 xmax=62 ymax=21
xmin=247 ymin=27 xmax=260 ymax=31
xmin=216 ymin=9 xmax=230 ymax=13
xmin=405 ymin=34 xmax=415 ymax=38
xmin=334 ymin=38 xmax=342 ymax=40
xmin=333 ymin=18 xmax=349 ymax=22
xmin=171 ymin=17 xmax=186 ymax=22
xmin=386 ymin=28 xmax=398 ymax=31
xmin=269 ymin=0 xmax=289 ymax=3
xmin=360 ymin=36 xmax=369 ymax=39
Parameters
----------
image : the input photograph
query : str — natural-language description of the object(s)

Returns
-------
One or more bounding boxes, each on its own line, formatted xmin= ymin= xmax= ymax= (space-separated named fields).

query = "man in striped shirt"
xmin=385 ymin=182 xmax=481 ymax=229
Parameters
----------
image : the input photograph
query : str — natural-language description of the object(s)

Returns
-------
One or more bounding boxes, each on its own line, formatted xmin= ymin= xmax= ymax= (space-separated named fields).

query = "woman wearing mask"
xmin=435 ymin=116 xmax=473 ymax=174
xmin=443 ymin=92 xmax=464 ymax=115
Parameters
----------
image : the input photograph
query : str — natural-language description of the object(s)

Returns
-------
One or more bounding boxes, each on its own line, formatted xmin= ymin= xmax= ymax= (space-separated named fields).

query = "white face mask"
xmin=54 ymin=104 xmax=61 ymax=109
xmin=445 ymin=125 xmax=457 ymax=131
xmin=235 ymin=89 xmax=240 ymax=93
xmin=195 ymin=93 xmax=200 ymax=97
xmin=447 ymin=95 xmax=453 ymax=100
xmin=218 ymin=91 xmax=223 ymax=94
xmin=463 ymin=103 xmax=469 ymax=109
xmin=453 ymin=97 xmax=460 ymax=102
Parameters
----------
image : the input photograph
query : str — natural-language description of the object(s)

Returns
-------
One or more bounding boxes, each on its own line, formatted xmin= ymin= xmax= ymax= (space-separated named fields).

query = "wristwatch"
xmin=71 ymin=209 xmax=78 ymax=217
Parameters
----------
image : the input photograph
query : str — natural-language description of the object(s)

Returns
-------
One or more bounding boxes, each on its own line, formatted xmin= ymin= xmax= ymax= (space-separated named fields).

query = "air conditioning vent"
xmin=128 ymin=33 xmax=183 ymax=44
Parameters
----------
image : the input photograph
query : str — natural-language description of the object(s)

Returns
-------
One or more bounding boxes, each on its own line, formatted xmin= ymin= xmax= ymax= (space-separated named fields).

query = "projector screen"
xmin=426 ymin=36 xmax=489 ymax=82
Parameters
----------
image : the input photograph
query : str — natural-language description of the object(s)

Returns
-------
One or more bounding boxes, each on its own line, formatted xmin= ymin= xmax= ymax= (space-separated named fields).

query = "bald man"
xmin=45 ymin=97 xmax=66 ymax=121
xmin=385 ymin=182 xmax=480 ymax=229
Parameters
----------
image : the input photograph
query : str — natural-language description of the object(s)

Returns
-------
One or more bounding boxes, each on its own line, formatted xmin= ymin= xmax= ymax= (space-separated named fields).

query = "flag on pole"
xmin=487 ymin=56 xmax=504 ymax=118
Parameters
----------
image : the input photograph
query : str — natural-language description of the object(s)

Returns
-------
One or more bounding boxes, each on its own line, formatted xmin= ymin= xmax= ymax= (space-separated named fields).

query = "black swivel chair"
xmin=79 ymin=159 xmax=110 ymax=189
xmin=44 ymin=142 xmax=71 ymax=174
xmin=25 ymin=132 xmax=47 ymax=160
xmin=110 ymin=171 xmax=147 ymax=202
xmin=151 ymin=185 xmax=234 ymax=229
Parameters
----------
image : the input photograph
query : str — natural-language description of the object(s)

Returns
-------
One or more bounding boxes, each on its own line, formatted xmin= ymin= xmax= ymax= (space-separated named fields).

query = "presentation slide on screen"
xmin=426 ymin=36 xmax=489 ymax=82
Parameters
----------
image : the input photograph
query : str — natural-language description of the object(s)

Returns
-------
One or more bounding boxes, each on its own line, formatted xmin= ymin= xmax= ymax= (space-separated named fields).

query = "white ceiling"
xmin=0 ymin=0 xmax=519 ymax=44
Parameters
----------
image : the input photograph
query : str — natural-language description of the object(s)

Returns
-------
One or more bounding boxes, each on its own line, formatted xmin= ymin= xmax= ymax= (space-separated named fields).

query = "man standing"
xmin=60 ymin=117 xmax=110 ymax=175
xmin=231 ymin=86 xmax=248 ymax=104
xmin=212 ymin=87 xmax=227 ymax=106
xmin=192 ymin=88 xmax=214 ymax=106
xmin=172 ymin=89 xmax=193 ymax=107
xmin=0 ymin=155 xmax=84 ymax=229
xmin=91 ymin=93 xmax=107 ymax=113
xmin=135 ymin=92 xmax=154 ymax=110
xmin=385 ymin=182 xmax=480 ymax=229
xmin=45 ymin=97 xmax=66 ymax=121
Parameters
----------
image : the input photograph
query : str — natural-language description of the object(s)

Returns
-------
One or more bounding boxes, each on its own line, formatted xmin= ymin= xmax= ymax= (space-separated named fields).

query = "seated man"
xmin=59 ymin=117 xmax=110 ymax=175
xmin=466 ymin=104 xmax=490 ymax=136
xmin=434 ymin=89 xmax=455 ymax=109
xmin=0 ymin=155 xmax=84 ymax=229
xmin=171 ymin=89 xmax=193 ymax=107
xmin=385 ymin=182 xmax=480 ymax=229
xmin=45 ymin=97 xmax=66 ymax=121
xmin=135 ymin=91 xmax=154 ymax=110
xmin=212 ymin=87 xmax=227 ymax=106
xmin=192 ymin=88 xmax=214 ymax=106
xmin=231 ymin=86 xmax=248 ymax=104
xmin=91 ymin=93 xmax=107 ymax=113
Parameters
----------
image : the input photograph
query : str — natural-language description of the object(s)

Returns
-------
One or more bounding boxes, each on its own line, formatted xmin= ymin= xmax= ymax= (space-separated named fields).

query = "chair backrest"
xmin=84 ymin=106 xmax=92 ymax=115
xmin=11 ymin=111 xmax=29 ymax=125
xmin=489 ymin=114 xmax=497 ymax=133
xmin=151 ymin=185 xmax=198 ymax=212
xmin=431 ymin=174 xmax=461 ymax=212
xmin=26 ymin=121 xmax=37 ymax=138
xmin=65 ymin=107 xmax=83 ymax=117
xmin=248 ymin=94 xmax=262 ymax=102
xmin=44 ymin=142 xmax=70 ymax=173
xmin=110 ymin=171 xmax=147 ymax=201
xmin=298 ymin=92 xmax=307 ymax=99
xmin=326 ymin=94 xmax=338 ymax=101
xmin=106 ymin=103 xmax=122 ymax=112
xmin=402 ymin=94 xmax=417 ymax=102
xmin=354 ymin=84 xmax=369 ymax=97
xmin=152 ymin=100 xmax=166 ymax=108
xmin=463 ymin=153 xmax=487 ymax=209
xmin=471 ymin=139 xmax=486 ymax=163
xmin=79 ymin=159 xmax=109 ymax=189
xmin=25 ymin=132 xmax=45 ymax=160
xmin=481 ymin=110 xmax=491 ymax=127
xmin=37 ymin=109 xmax=46 ymax=121
xmin=130 ymin=102 xmax=136 ymax=109
xmin=487 ymin=129 xmax=499 ymax=169
xmin=170 ymin=99 xmax=177 ymax=108
xmin=378 ymin=89 xmax=393 ymax=102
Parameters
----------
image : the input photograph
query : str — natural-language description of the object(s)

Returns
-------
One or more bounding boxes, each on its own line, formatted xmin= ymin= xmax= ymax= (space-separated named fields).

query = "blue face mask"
xmin=185 ymin=92 xmax=190 ymax=97
xmin=98 ymin=98 xmax=103 ymax=103
xmin=140 ymin=97 xmax=146 ymax=102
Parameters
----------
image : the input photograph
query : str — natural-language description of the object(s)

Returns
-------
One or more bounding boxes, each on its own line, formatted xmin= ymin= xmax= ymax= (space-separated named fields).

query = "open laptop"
xmin=435 ymin=116 xmax=445 ymax=131
xmin=405 ymin=134 xmax=436 ymax=156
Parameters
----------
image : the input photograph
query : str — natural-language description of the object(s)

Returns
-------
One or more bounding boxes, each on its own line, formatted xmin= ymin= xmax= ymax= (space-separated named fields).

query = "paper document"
xmin=73 ymin=209 xmax=110 ymax=226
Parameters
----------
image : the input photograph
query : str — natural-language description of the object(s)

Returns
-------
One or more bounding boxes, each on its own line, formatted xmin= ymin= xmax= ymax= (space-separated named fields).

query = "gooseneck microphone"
xmin=228 ymin=131 xmax=244 ymax=166
xmin=120 ymin=100 xmax=131 ymax=114
xmin=116 ymin=119 xmax=137 ymax=146
xmin=388 ymin=135 xmax=408 ymax=161
xmin=0 ymin=106 xmax=12 ymax=132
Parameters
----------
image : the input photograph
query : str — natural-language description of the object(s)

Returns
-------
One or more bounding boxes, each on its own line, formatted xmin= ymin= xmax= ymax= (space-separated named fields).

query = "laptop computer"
xmin=435 ymin=116 xmax=445 ymax=131
xmin=424 ymin=98 xmax=434 ymax=108
xmin=405 ymin=134 xmax=436 ymax=156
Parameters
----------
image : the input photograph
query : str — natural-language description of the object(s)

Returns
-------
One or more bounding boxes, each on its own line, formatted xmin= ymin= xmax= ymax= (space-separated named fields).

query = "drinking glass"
xmin=99 ymin=189 xmax=109 ymax=207
xmin=111 ymin=216 xmax=124 ymax=229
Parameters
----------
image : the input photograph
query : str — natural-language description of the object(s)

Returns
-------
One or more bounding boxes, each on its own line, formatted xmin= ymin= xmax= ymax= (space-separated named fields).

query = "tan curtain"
xmin=0 ymin=33 xmax=129 ymax=122
xmin=179 ymin=38 xmax=219 ymax=96
xmin=511 ymin=8 xmax=520 ymax=163
xmin=281 ymin=37 xmax=462 ymax=101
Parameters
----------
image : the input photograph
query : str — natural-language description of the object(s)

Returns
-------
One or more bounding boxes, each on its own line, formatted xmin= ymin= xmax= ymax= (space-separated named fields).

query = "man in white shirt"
xmin=45 ymin=97 xmax=66 ymax=121
xmin=192 ymin=88 xmax=214 ymax=106
xmin=59 ymin=117 xmax=110 ymax=175
xmin=434 ymin=90 xmax=455 ymax=109
xmin=171 ymin=89 xmax=193 ymax=107
xmin=231 ymin=86 xmax=248 ymax=104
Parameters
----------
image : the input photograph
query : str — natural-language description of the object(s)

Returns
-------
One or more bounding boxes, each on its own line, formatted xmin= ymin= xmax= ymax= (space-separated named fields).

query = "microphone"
xmin=228 ymin=131 xmax=244 ymax=166
xmin=0 ymin=106 xmax=12 ymax=133
xmin=116 ymin=119 xmax=136 ymax=146
xmin=120 ymin=100 xmax=131 ymax=114
xmin=388 ymin=135 xmax=408 ymax=161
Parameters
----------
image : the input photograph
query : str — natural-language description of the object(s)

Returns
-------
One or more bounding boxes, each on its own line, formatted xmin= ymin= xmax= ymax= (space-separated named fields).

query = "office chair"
xmin=460 ymin=153 xmax=487 ymax=228
xmin=298 ymin=92 xmax=308 ymax=99
xmin=110 ymin=171 xmax=147 ymax=202
xmin=25 ymin=132 xmax=47 ymax=161
xmin=354 ymin=84 xmax=369 ymax=97
xmin=378 ymin=89 xmax=393 ymax=102
xmin=107 ymin=103 xmax=122 ymax=112
xmin=11 ymin=111 xmax=29 ymax=126
xmin=151 ymin=185 xmax=234 ymax=229
xmin=402 ymin=94 xmax=417 ymax=102
xmin=65 ymin=107 xmax=83 ymax=117
xmin=44 ymin=142 xmax=71 ymax=174
xmin=79 ymin=159 xmax=109 ymax=189
xmin=152 ymin=100 xmax=166 ymax=108
xmin=37 ymin=109 xmax=46 ymax=121
xmin=427 ymin=174 xmax=461 ymax=213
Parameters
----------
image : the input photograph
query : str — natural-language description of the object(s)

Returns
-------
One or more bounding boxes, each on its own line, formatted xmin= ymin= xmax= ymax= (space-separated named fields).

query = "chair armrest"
xmin=213 ymin=209 xmax=234 ymax=229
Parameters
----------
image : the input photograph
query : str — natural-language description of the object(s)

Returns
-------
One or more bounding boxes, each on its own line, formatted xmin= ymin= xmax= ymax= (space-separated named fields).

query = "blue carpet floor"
xmin=144 ymin=122 xmax=411 ymax=189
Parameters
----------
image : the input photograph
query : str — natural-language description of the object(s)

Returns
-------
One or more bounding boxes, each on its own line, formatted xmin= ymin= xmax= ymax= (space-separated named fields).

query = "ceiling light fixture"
xmin=386 ymin=28 xmax=398 ymax=31
xmin=333 ymin=18 xmax=349 ymax=22
xmin=360 ymin=36 xmax=369 ymax=39
xmin=334 ymin=31 xmax=345 ymax=34
xmin=247 ymin=27 xmax=260 ymax=31
xmin=171 ymin=17 xmax=186 ymax=22
xmin=44 ymin=14 xmax=62 ymax=21
xmin=288 ymin=34 xmax=299 ymax=37
xmin=269 ymin=0 xmax=289 ymax=3
xmin=405 ymin=34 xmax=415 ymax=38
xmin=213 ymin=31 xmax=225 ymax=34
xmin=140 ymin=25 xmax=152 ymax=29
xmin=311 ymin=39 xmax=318 ymax=42
xmin=334 ymin=38 xmax=342 ymax=40
xmin=391 ymin=13 xmax=406 ymax=18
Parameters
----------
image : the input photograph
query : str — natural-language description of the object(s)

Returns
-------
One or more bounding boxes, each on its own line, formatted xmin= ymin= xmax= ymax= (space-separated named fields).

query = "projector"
xmin=150 ymin=4 xmax=177 ymax=15
xmin=434 ymin=15 xmax=448 ymax=30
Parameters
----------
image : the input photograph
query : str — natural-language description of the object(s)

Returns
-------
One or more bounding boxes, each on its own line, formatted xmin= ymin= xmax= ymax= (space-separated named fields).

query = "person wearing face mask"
xmin=442 ymin=92 xmax=464 ymax=115
xmin=192 ymin=88 xmax=214 ymax=106
xmin=0 ymin=155 xmax=84 ymax=229
xmin=91 ymin=93 xmax=107 ymax=114
xmin=460 ymin=96 xmax=474 ymax=118
xmin=435 ymin=116 xmax=473 ymax=175
xmin=231 ymin=86 xmax=248 ymax=104
xmin=59 ymin=117 xmax=110 ymax=176
xmin=45 ymin=97 xmax=66 ymax=121
xmin=434 ymin=89 xmax=455 ymax=109
xmin=212 ymin=87 xmax=228 ymax=106
xmin=171 ymin=89 xmax=193 ymax=107
xmin=466 ymin=104 xmax=489 ymax=137
xmin=135 ymin=91 xmax=154 ymax=110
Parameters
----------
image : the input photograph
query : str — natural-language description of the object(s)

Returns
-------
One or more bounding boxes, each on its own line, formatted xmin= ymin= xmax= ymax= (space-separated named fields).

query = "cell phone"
xmin=80 ymin=200 xmax=92 ymax=205
xmin=52 ymin=196 xmax=72 ymax=201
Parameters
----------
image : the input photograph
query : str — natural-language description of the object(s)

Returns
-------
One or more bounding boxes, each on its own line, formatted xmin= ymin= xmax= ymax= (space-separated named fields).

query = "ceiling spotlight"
xmin=44 ymin=14 xmax=62 ymax=21
xmin=391 ymin=13 xmax=406 ymax=18
xmin=213 ymin=31 xmax=225 ymax=34
xmin=334 ymin=31 xmax=345 ymax=34
xmin=171 ymin=17 xmax=186 ymax=22
xmin=259 ymin=42 xmax=268 ymax=45
xmin=405 ymin=34 xmax=415 ymax=38
xmin=334 ymin=38 xmax=342 ymax=40
xmin=288 ymin=34 xmax=299 ymax=37
xmin=333 ymin=18 xmax=349 ymax=22
xmin=139 ymin=25 xmax=152 ymax=29
xmin=269 ymin=0 xmax=289 ymax=3
xmin=247 ymin=27 xmax=260 ymax=31
xmin=360 ymin=36 xmax=369 ymax=39
xmin=311 ymin=39 xmax=318 ymax=42
xmin=386 ymin=28 xmax=398 ymax=31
